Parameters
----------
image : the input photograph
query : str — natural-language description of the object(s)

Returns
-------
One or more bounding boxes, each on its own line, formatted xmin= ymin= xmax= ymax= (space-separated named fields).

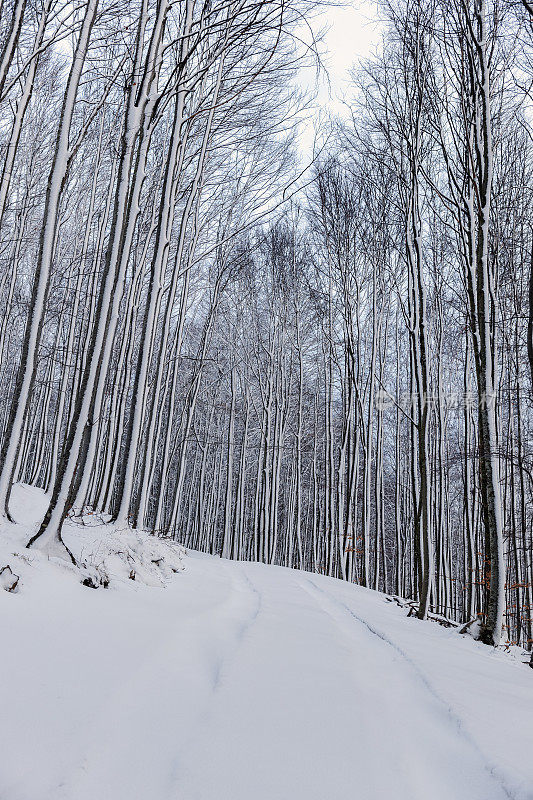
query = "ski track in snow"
xmin=2 ymin=545 xmax=532 ymax=800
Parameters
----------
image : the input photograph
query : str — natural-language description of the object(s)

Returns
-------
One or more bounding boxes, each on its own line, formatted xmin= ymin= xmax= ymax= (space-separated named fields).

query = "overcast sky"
xmin=322 ymin=2 xmax=380 ymax=88
xmin=296 ymin=1 xmax=381 ymax=154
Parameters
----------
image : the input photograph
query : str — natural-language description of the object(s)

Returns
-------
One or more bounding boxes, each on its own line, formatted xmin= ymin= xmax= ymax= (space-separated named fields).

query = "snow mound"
xmin=67 ymin=515 xmax=185 ymax=588
xmin=0 ymin=563 xmax=19 ymax=592
xmin=0 ymin=483 xmax=185 ymax=594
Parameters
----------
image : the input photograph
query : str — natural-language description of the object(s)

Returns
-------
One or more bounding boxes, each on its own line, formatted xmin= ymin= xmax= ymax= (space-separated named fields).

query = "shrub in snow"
xmin=81 ymin=575 xmax=109 ymax=589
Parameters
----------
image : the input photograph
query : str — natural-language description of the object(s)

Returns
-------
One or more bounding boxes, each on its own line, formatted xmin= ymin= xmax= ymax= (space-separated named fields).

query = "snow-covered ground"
xmin=1 ymin=485 xmax=532 ymax=800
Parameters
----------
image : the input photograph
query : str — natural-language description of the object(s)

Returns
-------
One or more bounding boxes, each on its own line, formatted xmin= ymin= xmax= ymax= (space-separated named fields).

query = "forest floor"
xmin=1 ymin=485 xmax=532 ymax=800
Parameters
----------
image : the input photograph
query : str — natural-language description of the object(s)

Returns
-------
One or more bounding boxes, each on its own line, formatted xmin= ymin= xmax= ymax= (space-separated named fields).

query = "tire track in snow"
xmin=210 ymin=565 xmax=262 ymax=692
xmin=166 ymin=564 xmax=262 ymax=793
xmin=301 ymin=577 xmax=517 ymax=800
xmin=53 ymin=562 xmax=262 ymax=800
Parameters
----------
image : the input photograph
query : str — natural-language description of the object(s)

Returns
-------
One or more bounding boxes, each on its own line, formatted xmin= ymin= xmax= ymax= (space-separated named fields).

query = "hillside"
xmin=1 ymin=485 xmax=532 ymax=800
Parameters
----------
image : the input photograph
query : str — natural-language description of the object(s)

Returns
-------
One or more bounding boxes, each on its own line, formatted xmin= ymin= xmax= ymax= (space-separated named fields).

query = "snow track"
xmin=301 ymin=578 xmax=515 ymax=800
xmin=1 ymin=548 xmax=532 ymax=800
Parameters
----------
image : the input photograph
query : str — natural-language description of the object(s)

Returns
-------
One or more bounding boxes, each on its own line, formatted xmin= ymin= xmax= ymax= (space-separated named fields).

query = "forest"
xmin=0 ymin=0 xmax=532 ymax=657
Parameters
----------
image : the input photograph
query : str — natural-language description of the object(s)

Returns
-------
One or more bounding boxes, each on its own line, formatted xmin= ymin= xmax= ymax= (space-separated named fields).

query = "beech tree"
xmin=0 ymin=0 xmax=531 ymax=650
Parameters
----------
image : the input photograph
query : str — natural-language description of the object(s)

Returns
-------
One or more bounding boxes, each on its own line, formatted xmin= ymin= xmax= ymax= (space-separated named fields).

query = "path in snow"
xmin=2 ymin=546 xmax=532 ymax=800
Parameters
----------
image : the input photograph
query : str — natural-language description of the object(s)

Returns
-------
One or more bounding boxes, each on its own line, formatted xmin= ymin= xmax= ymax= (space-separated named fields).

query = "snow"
xmin=0 ymin=564 xmax=18 ymax=592
xmin=1 ymin=485 xmax=532 ymax=800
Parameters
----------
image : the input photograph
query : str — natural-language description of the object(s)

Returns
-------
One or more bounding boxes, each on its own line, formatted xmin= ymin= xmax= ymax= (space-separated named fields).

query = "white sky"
xmin=296 ymin=1 xmax=382 ymax=154
xmin=321 ymin=2 xmax=381 ymax=89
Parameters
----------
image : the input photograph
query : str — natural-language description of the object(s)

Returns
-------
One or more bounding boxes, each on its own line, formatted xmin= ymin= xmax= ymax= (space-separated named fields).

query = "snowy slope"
xmin=1 ymin=485 xmax=532 ymax=800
